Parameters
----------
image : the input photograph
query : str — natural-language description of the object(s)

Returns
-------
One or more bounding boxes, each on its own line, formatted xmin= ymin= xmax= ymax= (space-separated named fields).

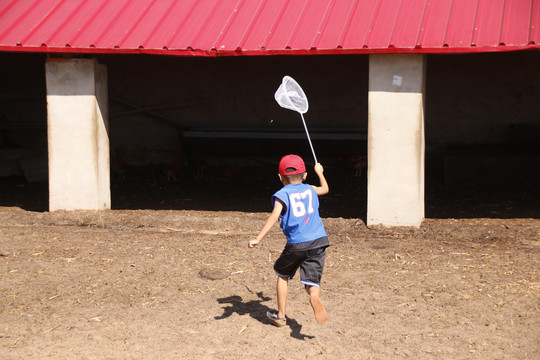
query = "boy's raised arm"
xmin=312 ymin=163 xmax=329 ymax=196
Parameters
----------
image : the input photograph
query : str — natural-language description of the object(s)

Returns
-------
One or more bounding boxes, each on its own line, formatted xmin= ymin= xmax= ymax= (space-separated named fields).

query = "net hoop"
xmin=274 ymin=76 xmax=309 ymax=114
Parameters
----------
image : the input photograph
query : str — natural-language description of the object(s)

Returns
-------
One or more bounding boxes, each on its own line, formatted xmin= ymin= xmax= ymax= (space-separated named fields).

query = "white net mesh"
xmin=274 ymin=76 xmax=309 ymax=114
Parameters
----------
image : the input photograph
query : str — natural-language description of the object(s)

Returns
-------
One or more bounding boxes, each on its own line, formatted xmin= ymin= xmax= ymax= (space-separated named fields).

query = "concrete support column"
xmin=367 ymin=54 xmax=425 ymax=227
xmin=46 ymin=58 xmax=110 ymax=211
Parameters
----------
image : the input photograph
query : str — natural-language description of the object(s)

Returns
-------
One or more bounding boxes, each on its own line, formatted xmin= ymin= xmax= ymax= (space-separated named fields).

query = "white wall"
xmin=367 ymin=54 xmax=425 ymax=227
xmin=46 ymin=58 xmax=110 ymax=211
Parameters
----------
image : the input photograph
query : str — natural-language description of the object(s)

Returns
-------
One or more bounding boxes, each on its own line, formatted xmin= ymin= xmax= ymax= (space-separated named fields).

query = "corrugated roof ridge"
xmin=338 ymin=0 xmax=361 ymax=48
xmin=388 ymin=0 xmax=405 ymax=47
xmin=47 ymin=0 xmax=88 ymax=46
xmin=91 ymin=1 xmax=132 ymax=47
xmin=117 ymin=0 xmax=156 ymax=48
xmin=469 ymin=0 xmax=482 ymax=47
xmin=141 ymin=0 xmax=179 ymax=47
xmin=499 ymin=0 xmax=507 ymax=46
xmin=0 ymin=0 xmax=20 ymax=41
xmin=166 ymin=0 xmax=199 ymax=47
xmin=363 ymin=0 xmax=384 ymax=46
xmin=284 ymin=0 xmax=310 ymax=49
xmin=526 ymin=0 xmax=535 ymax=44
xmin=20 ymin=0 xmax=64 ymax=45
xmin=310 ymin=0 xmax=338 ymax=49
xmin=415 ymin=0 xmax=431 ymax=47
xmin=190 ymin=0 xmax=223 ymax=49
xmin=529 ymin=1 xmax=540 ymax=44
xmin=236 ymin=0 xmax=268 ymax=51
xmin=69 ymin=1 xmax=106 ymax=46
xmin=213 ymin=0 xmax=245 ymax=50
xmin=0 ymin=0 xmax=16 ymax=20
xmin=441 ymin=0 xmax=454 ymax=47
xmin=471 ymin=0 xmax=500 ymax=47
xmin=262 ymin=0 xmax=290 ymax=49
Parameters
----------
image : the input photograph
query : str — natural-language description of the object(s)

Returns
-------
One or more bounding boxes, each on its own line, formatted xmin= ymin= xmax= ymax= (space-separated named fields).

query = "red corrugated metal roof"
xmin=0 ymin=0 xmax=538 ymax=56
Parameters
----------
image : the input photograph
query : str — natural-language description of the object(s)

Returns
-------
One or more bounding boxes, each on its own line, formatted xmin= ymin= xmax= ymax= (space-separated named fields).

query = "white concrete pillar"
xmin=367 ymin=54 xmax=425 ymax=227
xmin=46 ymin=58 xmax=110 ymax=211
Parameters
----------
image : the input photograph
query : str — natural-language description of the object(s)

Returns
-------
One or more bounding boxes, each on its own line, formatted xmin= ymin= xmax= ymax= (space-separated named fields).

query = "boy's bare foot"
xmin=310 ymin=295 xmax=327 ymax=324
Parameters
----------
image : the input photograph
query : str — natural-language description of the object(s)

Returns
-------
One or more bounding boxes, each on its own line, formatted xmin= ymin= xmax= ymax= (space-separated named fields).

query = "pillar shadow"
xmin=215 ymin=292 xmax=315 ymax=340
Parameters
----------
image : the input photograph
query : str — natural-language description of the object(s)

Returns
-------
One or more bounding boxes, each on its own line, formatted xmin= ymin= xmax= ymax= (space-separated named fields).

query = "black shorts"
xmin=273 ymin=246 xmax=327 ymax=288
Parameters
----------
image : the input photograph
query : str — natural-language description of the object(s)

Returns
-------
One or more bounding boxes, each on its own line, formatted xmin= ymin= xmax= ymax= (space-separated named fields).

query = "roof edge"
xmin=0 ymin=44 xmax=538 ymax=57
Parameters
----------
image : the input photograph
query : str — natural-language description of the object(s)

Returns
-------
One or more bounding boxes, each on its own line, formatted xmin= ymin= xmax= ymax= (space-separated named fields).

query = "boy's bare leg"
xmin=276 ymin=276 xmax=288 ymax=318
xmin=307 ymin=285 xmax=327 ymax=324
xmin=306 ymin=285 xmax=320 ymax=297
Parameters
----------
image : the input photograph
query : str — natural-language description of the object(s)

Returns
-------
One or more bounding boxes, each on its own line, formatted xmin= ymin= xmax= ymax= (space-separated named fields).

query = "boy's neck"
xmin=284 ymin=180 xmax=303 ymax=185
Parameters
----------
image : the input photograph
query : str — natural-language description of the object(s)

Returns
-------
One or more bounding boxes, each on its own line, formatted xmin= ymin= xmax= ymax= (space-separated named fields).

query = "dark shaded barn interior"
xmin=0 ymin=51 xmax=539 ymax=219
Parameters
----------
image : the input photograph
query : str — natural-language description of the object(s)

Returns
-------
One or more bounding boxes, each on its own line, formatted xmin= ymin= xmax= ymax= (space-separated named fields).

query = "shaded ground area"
xmin=0 ymin=209 xmax=539 ymax=359
xmin=1 ymin=153 xmax=539 ymax=220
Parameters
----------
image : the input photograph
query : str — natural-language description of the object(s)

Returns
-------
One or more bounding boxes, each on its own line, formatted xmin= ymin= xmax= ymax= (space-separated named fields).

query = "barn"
xmin=0 ymin=0 xmax=538 ymax=226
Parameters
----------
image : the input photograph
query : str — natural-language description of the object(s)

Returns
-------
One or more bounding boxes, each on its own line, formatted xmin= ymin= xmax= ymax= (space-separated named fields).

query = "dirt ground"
xmin=0 ymin=162 xmax=539 ymax=359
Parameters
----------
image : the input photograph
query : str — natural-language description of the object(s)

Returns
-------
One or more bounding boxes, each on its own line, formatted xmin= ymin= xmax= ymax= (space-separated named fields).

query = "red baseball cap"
xmin=279 ymin=154 xmax=306 ymax=175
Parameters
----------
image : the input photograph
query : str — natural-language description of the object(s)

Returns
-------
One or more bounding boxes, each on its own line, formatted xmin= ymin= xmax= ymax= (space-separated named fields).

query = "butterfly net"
xmin=274 ymin=76 xmax=309 ymax=114
xmin=274 ymin=76 xmax=317 ymax=163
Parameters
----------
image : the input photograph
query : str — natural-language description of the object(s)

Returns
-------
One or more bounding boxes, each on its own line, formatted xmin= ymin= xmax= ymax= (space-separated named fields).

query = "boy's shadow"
xmin=215 ymin=292 xmax=314 ymax=340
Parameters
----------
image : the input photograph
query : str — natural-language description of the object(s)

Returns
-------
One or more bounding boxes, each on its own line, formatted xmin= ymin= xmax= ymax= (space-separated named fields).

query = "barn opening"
xmin=0 ymin=51 xmax=538 ymax=218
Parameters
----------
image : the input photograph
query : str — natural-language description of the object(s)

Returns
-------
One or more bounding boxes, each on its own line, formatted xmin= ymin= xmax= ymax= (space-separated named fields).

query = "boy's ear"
xmin=302 ymin=172 xmax=307 ymax=181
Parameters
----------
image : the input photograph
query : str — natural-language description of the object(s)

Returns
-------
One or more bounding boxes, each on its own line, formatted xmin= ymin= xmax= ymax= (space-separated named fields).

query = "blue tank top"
xmin=272 ymin=183 xmax=327 ymax=244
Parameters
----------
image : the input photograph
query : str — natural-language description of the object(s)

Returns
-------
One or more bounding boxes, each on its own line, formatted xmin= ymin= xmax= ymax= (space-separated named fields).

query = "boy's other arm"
xmin=248 ymin=200 xmax=284 ymax=248
xmin=312 ymin=163 xmax=329 ymax=196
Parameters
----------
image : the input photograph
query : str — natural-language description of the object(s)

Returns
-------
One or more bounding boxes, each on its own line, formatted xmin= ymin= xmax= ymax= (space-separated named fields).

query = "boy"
xmin=248 ymin=154 xmax=330 ymax=327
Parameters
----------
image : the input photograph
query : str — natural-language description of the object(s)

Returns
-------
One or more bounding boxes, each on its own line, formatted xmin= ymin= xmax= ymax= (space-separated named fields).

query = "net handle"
xmin=300 ymin=113 xmax=317 ymax=164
